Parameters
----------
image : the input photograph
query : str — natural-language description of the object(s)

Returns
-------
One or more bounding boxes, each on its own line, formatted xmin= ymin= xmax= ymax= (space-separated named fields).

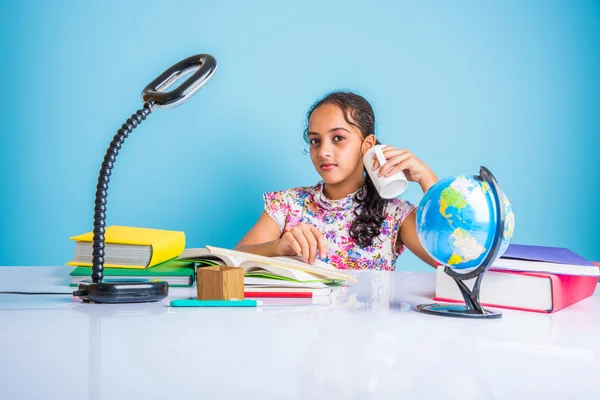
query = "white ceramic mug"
xmin=363 ymin=144 xmax=408 ymax=199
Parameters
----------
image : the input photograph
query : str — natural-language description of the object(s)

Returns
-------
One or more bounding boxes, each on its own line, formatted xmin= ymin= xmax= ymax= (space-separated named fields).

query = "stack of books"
xmin=177 ymin=246 xmax=354 ymax=297
xmin=435 ymin=244 xmax=600 ymax=313
xmin=67 ymin=226 xmax=195 ymax=287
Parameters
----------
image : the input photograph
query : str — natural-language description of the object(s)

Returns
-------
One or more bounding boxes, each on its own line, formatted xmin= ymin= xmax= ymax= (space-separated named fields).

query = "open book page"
xmin=272 ymin=256 xmax=334 ymax=270
xmin=206 ymin=246 xmax=356 ymax=282
xmin=178 ymin=246 xmax=355 ymax=282
xmin=241 ymin=257 xmax=335 ymax=283
xmin=178 ymin=248 xmax=245 ymax=267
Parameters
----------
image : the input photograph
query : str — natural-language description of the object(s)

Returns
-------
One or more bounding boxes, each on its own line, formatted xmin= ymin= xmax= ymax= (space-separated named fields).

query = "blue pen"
xmin=170 ymin=299 xmax=262 ymax=307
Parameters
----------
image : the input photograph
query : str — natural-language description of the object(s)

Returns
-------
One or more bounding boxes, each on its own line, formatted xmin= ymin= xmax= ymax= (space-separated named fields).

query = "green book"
xmin=69 ymin=259 xmax=195 ymax=287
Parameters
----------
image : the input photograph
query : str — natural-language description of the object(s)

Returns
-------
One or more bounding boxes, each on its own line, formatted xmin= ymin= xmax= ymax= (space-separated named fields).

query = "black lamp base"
xmin=416 ymin=303 xmax=502 ymax=319
xmin=76 ymin=280 xmax=168 ymax=304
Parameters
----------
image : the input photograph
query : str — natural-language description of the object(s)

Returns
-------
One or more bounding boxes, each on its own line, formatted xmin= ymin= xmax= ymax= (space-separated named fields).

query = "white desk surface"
xmin=0 ymin=267 xmax=598 ymax=400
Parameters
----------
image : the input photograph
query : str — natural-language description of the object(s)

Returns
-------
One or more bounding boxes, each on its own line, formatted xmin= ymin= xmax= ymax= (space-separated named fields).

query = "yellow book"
xmin=66 ymin=225 xmax=186 ymax=269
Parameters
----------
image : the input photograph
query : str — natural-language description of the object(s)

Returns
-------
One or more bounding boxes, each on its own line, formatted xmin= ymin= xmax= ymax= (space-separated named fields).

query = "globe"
xmin=416 ymin=174 xmax=515 ymax=270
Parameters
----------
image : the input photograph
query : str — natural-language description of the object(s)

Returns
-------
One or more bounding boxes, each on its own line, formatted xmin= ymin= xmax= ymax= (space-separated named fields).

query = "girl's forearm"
xmin=234 ymin=240 xmax=280 ymax=257
xmin=419 ymin=173 xmax=438 ymax=193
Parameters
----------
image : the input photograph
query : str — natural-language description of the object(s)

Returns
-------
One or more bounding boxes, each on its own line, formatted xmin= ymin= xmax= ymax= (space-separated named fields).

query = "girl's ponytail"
xmin=350 ymin=172 xmax=386 ymax=247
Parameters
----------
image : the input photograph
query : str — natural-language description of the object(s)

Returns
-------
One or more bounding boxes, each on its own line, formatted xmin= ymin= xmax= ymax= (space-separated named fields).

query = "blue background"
xmin=1 ymin=0 xmax=599 ymax=271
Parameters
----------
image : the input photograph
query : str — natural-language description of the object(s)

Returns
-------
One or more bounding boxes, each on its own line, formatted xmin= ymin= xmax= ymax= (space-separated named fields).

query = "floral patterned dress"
xmin=263 ymin=182 xmax=416 ymax=271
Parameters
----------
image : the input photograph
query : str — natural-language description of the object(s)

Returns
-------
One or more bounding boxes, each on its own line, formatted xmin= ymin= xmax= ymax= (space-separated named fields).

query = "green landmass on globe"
xmin=417 ymin=175 xmax=515 ymax=269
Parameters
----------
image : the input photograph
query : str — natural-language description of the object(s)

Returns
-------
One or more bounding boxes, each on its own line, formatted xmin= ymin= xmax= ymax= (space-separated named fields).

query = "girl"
xmin=236 ymin=91 xmax=438 ymax=270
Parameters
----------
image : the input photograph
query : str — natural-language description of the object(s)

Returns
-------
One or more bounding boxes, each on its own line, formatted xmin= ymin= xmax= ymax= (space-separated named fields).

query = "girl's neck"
xmin=322 ymin=175 xmax=365 ymax=200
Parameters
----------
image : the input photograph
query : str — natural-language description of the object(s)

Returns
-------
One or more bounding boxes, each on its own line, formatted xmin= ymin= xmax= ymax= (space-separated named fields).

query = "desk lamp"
xmin=76 ymin=54 xmax=217 ymax=304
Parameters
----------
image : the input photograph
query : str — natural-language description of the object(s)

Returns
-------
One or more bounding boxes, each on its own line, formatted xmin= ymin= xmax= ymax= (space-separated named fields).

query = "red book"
xmin=244 ymin=292 xmax=313 ymax=298
xmin=434 ymin=268 xmax=599 ymax=313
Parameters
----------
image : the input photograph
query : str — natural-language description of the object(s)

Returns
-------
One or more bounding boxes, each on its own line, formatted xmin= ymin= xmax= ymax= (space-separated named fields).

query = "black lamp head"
xmin=77 ymin=54 xmax=217 ymax=304
xmin=142 ymin=54 xmax=217 ymax=108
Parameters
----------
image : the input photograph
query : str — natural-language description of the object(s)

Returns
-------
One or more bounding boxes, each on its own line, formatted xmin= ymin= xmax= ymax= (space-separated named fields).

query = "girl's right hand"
xmin=275 ymin=222 xmax=328 ymax=264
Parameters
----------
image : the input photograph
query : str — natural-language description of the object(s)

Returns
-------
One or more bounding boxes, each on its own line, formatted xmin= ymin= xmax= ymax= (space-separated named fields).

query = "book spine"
xmin=148 ymin=232 xmax=186 ymax=268
xmin=548 ymin=274 xmax=598 ymax=312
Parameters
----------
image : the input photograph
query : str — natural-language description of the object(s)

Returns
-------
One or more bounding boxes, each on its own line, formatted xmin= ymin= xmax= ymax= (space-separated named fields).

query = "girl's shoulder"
xmin=384 ymin=197 xmax=417 ymax=216
xmin=263 ymin=186 xmax=317 ymax=209
xmin=264 ymin=183 xmax=319 ymax=199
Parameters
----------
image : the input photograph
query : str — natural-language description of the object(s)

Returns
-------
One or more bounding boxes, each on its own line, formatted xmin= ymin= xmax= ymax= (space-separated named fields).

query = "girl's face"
xmin=307 ymin=103 xmax=366 ymax=186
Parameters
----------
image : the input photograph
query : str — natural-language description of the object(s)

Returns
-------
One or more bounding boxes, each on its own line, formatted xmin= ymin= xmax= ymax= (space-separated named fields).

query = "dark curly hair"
xmin=304 ymin=91 xmax=387 ymax=248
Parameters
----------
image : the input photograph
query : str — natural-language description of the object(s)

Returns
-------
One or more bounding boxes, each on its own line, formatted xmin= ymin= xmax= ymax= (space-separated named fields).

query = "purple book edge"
xmin=501 ymin=244 xmax=595 ymax=267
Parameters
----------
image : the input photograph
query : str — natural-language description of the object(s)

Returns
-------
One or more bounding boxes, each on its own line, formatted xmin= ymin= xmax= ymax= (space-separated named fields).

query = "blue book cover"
xmin=502 ymin=244 xmax=594 ymax=266
xmin=492 ymin=244 xmax=599 ymax=276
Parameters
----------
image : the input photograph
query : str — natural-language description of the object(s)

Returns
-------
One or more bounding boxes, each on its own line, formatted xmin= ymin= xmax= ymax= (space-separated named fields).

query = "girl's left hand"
xmin=371 ymin=146 xmax=437 ymax=190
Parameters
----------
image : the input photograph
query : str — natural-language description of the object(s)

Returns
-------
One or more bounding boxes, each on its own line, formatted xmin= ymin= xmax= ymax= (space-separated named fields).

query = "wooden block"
xmin=196 ymin=266 xmax=244 ymax=300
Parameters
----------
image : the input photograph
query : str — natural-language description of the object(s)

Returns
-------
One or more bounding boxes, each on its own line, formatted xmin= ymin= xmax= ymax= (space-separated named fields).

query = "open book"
xmin=177 ymin=246 xmax=356 ymax=283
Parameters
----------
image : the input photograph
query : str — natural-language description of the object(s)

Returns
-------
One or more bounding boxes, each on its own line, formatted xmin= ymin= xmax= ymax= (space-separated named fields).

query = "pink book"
xmin=434 ymin=268 xmax=599 ymax=313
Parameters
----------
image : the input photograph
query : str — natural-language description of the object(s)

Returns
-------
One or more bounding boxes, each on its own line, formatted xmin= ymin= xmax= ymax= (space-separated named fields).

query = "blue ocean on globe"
xmin=416 ymin=175 xmax=515 ymax=269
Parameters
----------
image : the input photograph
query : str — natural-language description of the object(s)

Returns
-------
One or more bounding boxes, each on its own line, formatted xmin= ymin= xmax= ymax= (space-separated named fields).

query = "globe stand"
xmin=416 ymin=166 xmax=506 ymax=319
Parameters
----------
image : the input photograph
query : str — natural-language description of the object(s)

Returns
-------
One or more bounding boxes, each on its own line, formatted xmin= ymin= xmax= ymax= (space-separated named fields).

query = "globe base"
xmin=416 ymin=303 xmax=502 ymax=319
